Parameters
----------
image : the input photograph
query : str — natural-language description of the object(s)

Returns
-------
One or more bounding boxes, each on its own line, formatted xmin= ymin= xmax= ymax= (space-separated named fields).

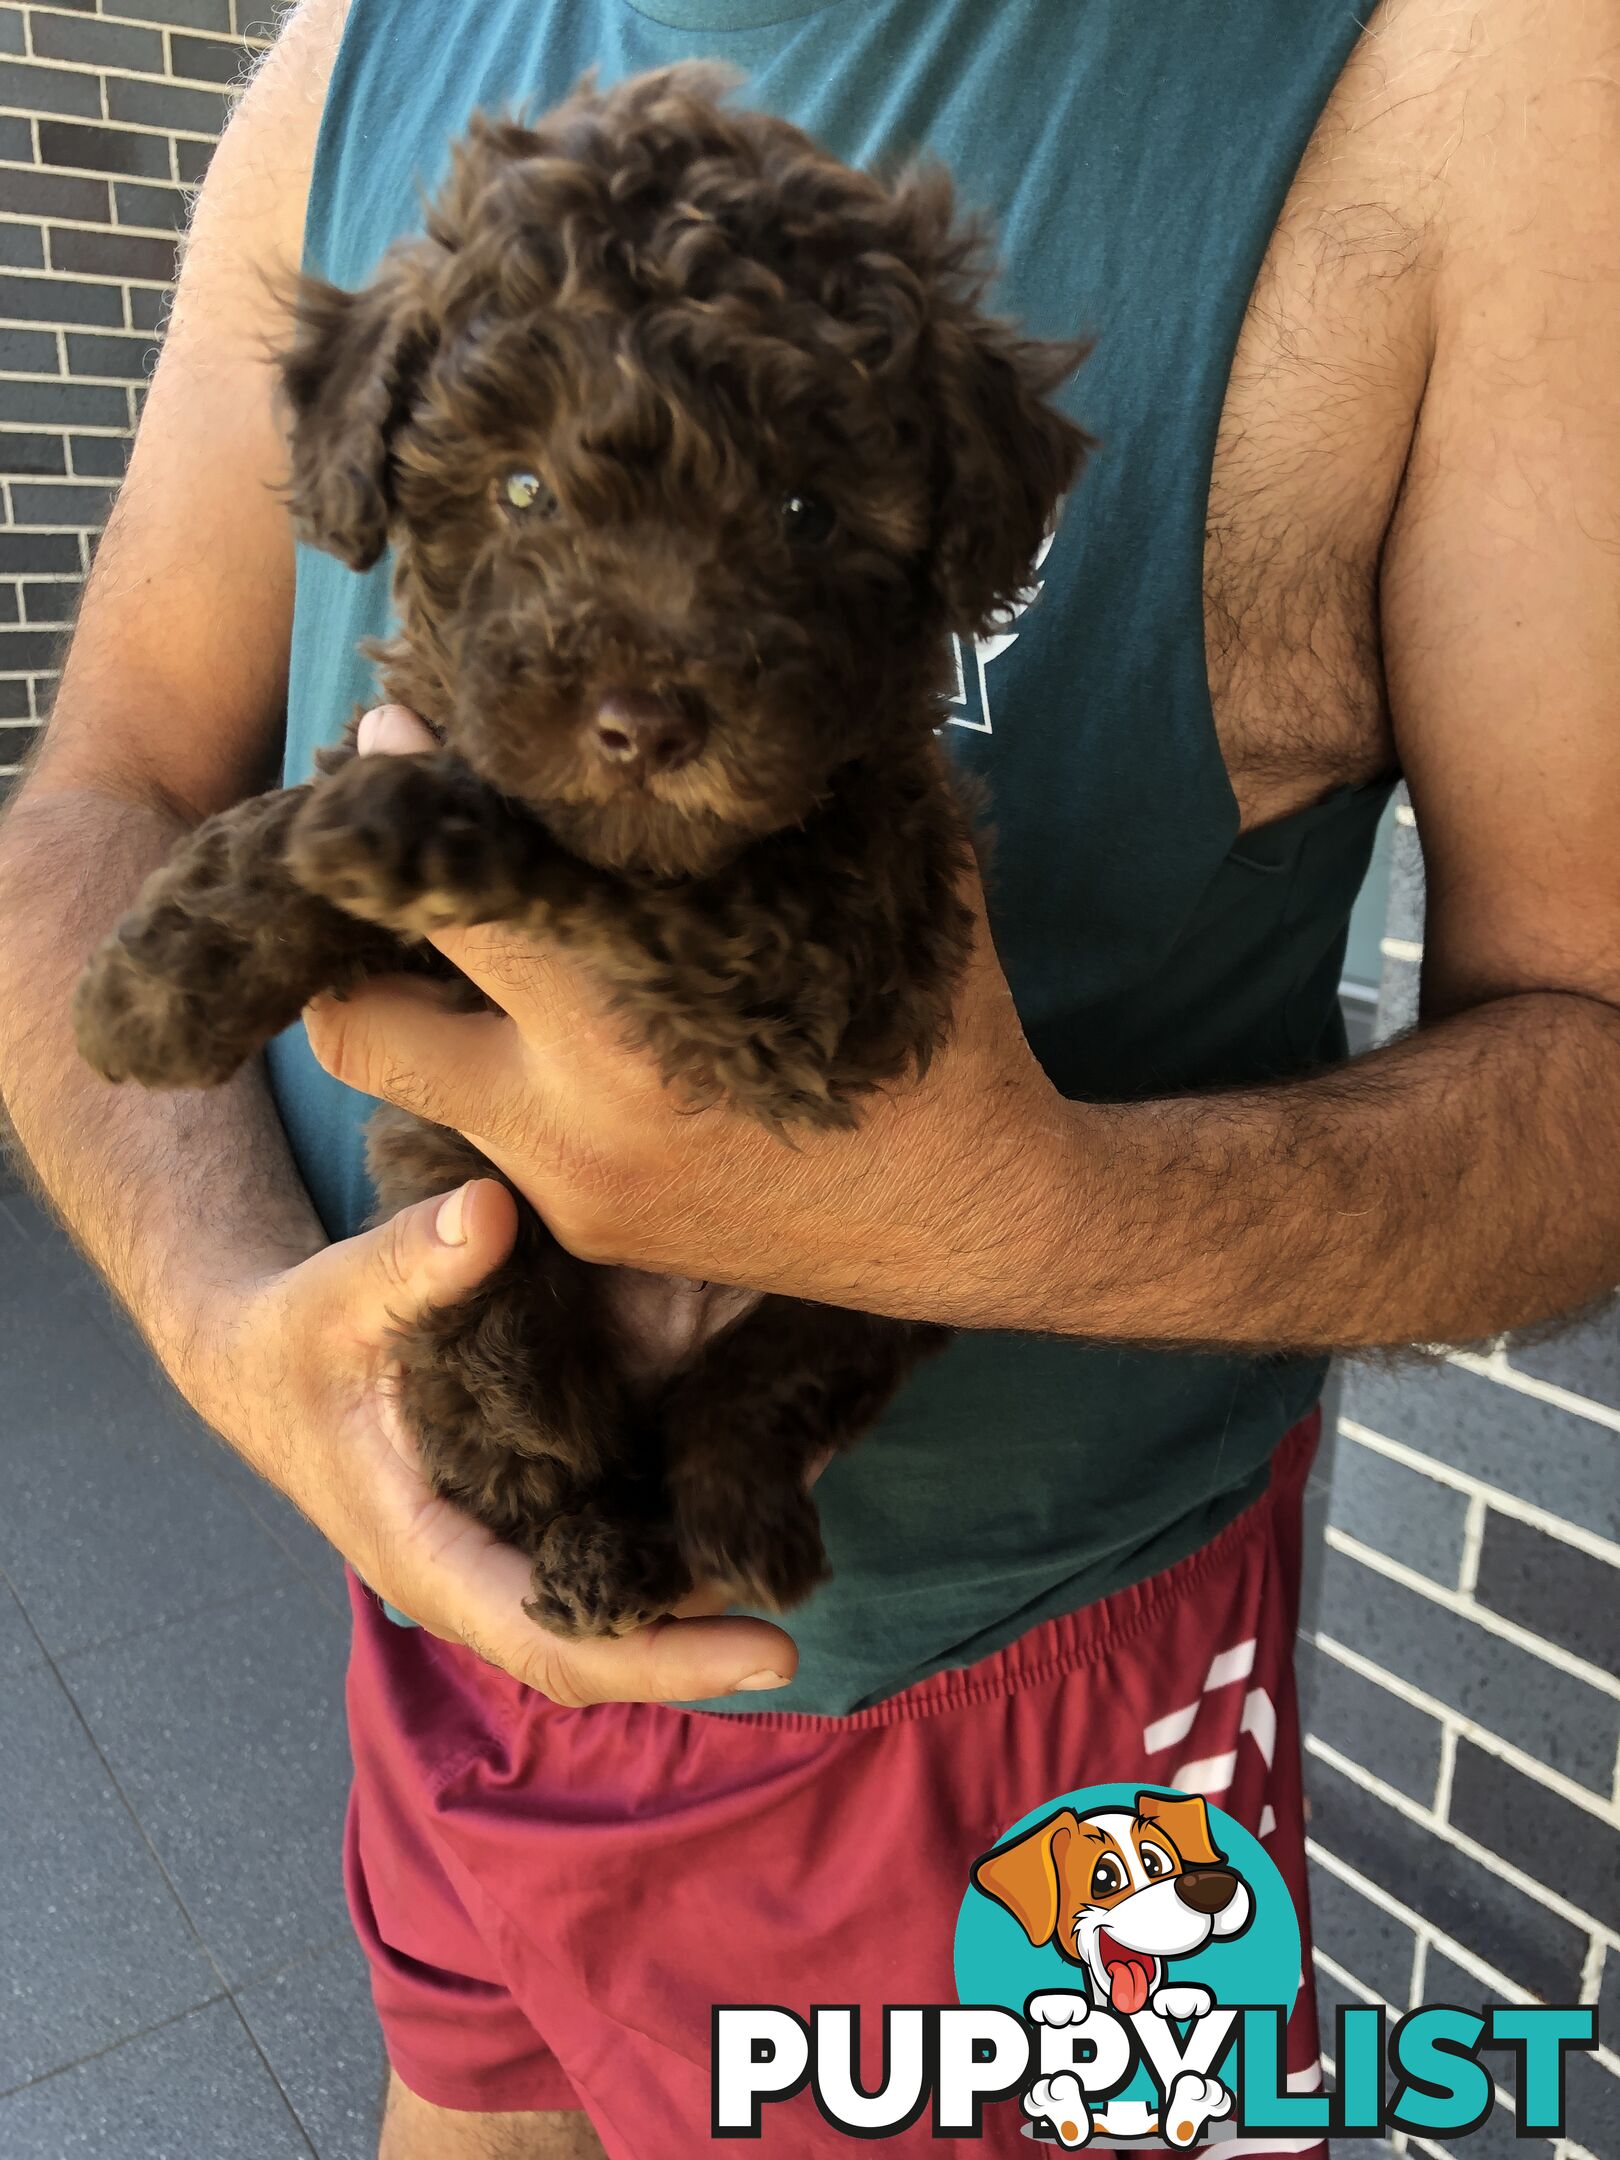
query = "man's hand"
xmin=304 ymin=705 xmax=1081 ymax=1329
xmin=303 ymin=693 xmax=1620 ymax=1354
xmin=194 ymin=1171 xmax=800 ymax=1705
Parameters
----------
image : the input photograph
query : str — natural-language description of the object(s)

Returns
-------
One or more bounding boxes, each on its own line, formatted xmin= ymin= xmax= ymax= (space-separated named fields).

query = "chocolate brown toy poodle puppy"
xmin=74 ymin=63 xmax=1089 ymax=1636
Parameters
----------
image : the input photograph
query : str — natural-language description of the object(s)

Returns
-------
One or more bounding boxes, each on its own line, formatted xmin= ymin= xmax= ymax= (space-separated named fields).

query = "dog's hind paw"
xmin=1024 ymin=2073 xmax=1093 ymax=2147
xmin=1162 ymin=2071 xmax=1232 ymax=2147
xmin=74 ymin=923 xmax=256 ymax=1089
xmin=523 ymin=1509 xmax=691 ymax=1639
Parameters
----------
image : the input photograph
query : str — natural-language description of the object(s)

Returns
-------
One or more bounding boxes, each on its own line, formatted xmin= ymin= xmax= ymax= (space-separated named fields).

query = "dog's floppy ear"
xmin=891 ymin=167 xmax=1091 ymax=638
xmin=927 ymin=306 xmax=1091 ymax=637
xmin=1135 ymin=1791 xmax=1226 ymax=1870
xmin=275 ymin=245 xmax=437 ymax=572
xmin=971 ymin=1809 xmax=1079 ymax=1947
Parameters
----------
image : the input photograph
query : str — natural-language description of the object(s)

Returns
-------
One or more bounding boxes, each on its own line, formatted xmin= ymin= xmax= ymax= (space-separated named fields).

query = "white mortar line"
xmin=1448 ymin=1348 xmax=1620 ymax=1436
xmin=1310 ymin=1649 xmax=1620 ymax=1861
xmin=1307 ymin=1838 xmax=1533 ymax=2006
xmin=1305 ymin=1736 xmax=1620 ymax=1947
xmin=28 ymin=3 xmax=269 ymax=48
xmin=1314 ymin=1920 xmax=1521 ymax=2131
xmin=1325 ymin=1527 xmax=1620 ymax=1700
xmin=1433 ymin=1725 xmax=1458 ymax=1823
xmin=1409 ymin=1930 xmax=1430 ymax=2008
xmin=1336 ymin=1418 xmax=1620 ymax=1568
xmin=1457 ymin=1493 xmax=1486 ymax=1597
xmin=1 ymin=207 xmax=184 ymax=243
xmin=0 ymin=257 xmax=173 ymax=290
xmin=0 ymin=100 xmax=218 ymax=146
xmin=0 ymin=51 xmax=234 ymax=120
xmin=1314 ymin=1945 xmax=1386 ymax=2009
xmin=0 ymin=423 xmax=135 ymax=437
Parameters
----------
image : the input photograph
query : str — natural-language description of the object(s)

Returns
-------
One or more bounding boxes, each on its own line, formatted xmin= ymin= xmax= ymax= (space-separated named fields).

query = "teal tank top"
xmin=269 ymin=0 xmax=1391 ymax=1714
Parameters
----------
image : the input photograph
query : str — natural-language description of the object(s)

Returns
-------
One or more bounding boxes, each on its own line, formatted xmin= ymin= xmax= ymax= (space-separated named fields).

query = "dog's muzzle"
xmin=1174 ymin=1867 xmax=1240 ymax=1915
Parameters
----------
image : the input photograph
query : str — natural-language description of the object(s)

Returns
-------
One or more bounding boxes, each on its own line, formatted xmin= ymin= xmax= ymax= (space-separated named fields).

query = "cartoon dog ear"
xmin=1135 ymin=1792 xmax=1226 ymax=1870
xmin=971 ymin=1810 xmax=1080 ymax=1948
xmin=275 ymin=245 xmax=437 ymax=572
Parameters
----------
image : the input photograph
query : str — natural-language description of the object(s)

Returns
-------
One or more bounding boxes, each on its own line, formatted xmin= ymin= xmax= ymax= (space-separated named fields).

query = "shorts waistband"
xmin=705 ymin=1406 xmax=1320 ymax=1734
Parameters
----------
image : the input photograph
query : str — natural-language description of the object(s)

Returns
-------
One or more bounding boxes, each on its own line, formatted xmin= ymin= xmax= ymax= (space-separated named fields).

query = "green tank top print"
xmin=267 ymin=0 xmax=1392 ymax=1713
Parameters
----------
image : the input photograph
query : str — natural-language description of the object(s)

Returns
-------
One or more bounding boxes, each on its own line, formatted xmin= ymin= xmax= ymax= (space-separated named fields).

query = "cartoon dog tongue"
xmin=1098 ymin=1933 xmax=1156 ymax=2015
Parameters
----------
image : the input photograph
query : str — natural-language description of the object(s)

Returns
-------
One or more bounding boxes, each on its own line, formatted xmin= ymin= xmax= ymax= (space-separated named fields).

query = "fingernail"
xmin=435 ymin=1185 xmax=470 ymax=1246
xmin=356 ymin=708 xmax=385 ymax=754
xmin=732 ymin=1670 xmax=789 ymax=1693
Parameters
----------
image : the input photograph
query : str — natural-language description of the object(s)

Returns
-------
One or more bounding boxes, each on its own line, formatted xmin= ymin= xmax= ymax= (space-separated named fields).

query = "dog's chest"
xmin=1202 ymin=0 xmax=1449 ymax=834
xmin=596 ymin=1268 xmax=760 ymax=1393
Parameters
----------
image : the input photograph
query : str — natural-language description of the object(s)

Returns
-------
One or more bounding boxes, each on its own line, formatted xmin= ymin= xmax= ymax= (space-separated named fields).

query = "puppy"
xmin=74 ymin=64 xmax=1088 ymax=1636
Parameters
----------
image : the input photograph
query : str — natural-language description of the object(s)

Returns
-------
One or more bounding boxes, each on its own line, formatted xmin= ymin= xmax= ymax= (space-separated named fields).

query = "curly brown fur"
xmin=74 ymin=63 xmax=1088 ymax=1634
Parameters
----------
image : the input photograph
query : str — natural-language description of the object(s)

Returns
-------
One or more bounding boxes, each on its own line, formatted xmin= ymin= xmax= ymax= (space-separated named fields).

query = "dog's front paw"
xmin=286 ymin=753 xmax=532 ymax=934
xmin=1150 ymin=1983 xmax=1215 ymax=2025
xmin=1024 ymin=2073 xmax=1093 ymax=2148
xmin=1161 ymin=2071 xmax=1232 ymax=2148
xmin=74 ymin=922 xmax=255 ymax=1088
xmin=673 ymin=1468 xmax=829 ymax=1612
xmin=524 ymin=1510 xmax=691 ymax=1639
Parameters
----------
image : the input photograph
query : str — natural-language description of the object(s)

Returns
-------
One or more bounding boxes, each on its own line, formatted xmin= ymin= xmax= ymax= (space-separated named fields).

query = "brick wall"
xmin=1304 ymin=794 xmax=1620 ymax=2160
xmin=0 ymin=0 xmax=270 ymax=795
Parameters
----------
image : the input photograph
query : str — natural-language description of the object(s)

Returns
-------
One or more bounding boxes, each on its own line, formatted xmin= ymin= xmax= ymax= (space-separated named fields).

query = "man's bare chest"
xmin=1203 ymin=0 xmax=1443 ymax=833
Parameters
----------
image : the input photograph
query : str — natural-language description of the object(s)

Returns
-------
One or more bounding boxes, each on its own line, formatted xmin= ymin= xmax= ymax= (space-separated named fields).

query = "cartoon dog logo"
xmin=971 ymin=1791 xmax=1252 ymax=2148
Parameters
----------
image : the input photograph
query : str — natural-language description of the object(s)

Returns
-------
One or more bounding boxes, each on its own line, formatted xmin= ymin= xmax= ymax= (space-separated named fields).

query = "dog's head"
xmin=971 ymin=1792 xmax=1253 ymax=2015
xmin=275 ymin=63 xmax=1089 ymax=877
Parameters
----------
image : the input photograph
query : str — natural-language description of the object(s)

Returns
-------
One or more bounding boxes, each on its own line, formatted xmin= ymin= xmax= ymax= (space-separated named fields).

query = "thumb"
xmin=335 ymin=1178 xmax=519 ymax=1339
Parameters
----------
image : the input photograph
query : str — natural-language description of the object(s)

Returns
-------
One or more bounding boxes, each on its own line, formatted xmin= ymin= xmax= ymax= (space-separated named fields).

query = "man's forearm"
xmin=0 ymin=782 xmax=325 ymax=1406
xmin=1024 ymin=991 xmax=1620 ymax=1351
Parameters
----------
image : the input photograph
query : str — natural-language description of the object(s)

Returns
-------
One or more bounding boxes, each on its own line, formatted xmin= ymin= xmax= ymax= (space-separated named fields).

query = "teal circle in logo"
xmin=955 ymin=1784 xmax=1301 ymax=2118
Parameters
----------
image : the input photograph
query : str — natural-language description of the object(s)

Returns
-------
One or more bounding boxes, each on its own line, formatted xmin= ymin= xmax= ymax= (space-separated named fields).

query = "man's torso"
xmin=273 ymin=0 xmax=1451 ymax=1710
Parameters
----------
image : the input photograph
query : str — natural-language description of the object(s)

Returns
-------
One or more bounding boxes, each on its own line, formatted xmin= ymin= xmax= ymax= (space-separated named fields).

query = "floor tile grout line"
xmin=15 ymin=1594 xmax=258 ymax=2025
xmin=0 ymin=1991 xmax=232 ymax=2105
xmin=11 ymin=1625 xmax=329 ymax=2155
xmin=48 ymin=1562 xmax=317 ymax=1670
xmin=4 ymin=1201 xmax=350 ymax=1629
xmin=220 ymin=1993 xmax=323 ymax=2160
xmin=2 ymin=1557 xmax=353 ymax=2147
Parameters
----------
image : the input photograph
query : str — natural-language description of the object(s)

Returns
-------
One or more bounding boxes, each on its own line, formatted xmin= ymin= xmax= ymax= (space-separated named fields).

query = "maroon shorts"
xmin=344 ymin=1413 xmax=1326 ymax=2155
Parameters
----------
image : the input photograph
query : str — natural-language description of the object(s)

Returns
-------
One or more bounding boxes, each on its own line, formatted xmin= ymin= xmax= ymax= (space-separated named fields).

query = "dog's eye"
xmin=780 ymin=490 xmax=835 ymax=546
xmin=1139 ymin=1842 xmax=1173 ymax=1879
xmin=501 ymin=470 xmax=558 ymax=517
xmin=1090 ymin=1855 xmax=1126 ymax=1899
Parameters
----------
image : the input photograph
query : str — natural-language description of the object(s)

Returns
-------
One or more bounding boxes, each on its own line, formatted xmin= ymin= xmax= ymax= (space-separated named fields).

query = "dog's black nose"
xmin=590 ymin=691 xmax=703 ymax=780
xmin=1174 ymin=1868 xmax=1239 ymax=1915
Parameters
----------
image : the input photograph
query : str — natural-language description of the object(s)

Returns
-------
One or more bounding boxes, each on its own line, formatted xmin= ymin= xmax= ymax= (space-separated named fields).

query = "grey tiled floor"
xmin=0 ymin=1174 xmax=383 ymax=2159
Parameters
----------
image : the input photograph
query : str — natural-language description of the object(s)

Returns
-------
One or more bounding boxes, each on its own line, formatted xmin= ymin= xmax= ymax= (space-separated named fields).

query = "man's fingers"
xmin=356 ymin=703 xmax=438 ymax=757
xmin=411 ymin=1503 xmax=798 ymax=1706
xmin=513 ymin=1611 xmax=800 ymax=1709
xmin=305 ymin=975 xmax=520 ymax=1133
xmin=309 ymin=1177 xmax=519 ymax=1342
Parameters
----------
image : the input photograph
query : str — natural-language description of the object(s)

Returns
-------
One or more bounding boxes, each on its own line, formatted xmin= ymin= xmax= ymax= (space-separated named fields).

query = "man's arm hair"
xmin=1013 ymin=0 xmax=1620 ymax=1352
xmin=0 ymin=0 xmax=348 ymax=1399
